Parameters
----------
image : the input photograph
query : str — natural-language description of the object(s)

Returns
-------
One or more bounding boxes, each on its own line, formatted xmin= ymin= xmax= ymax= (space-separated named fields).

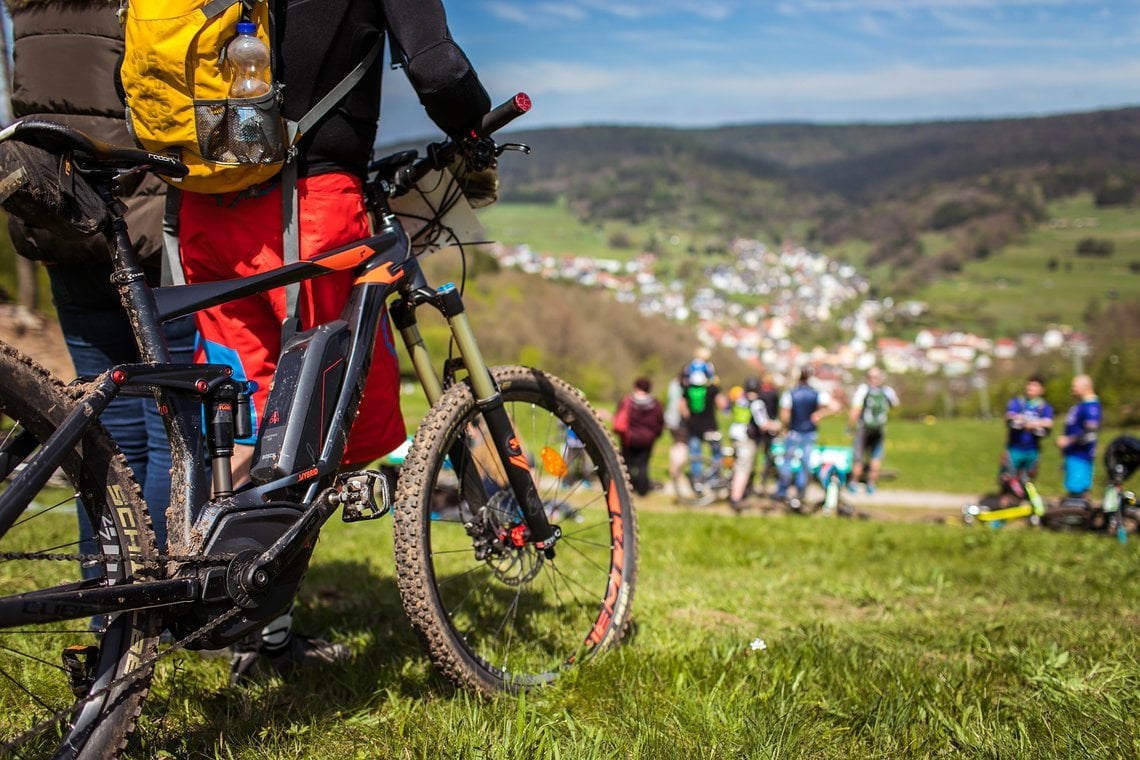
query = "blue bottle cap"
xmin=236 ymin=21 xmax=257 ymax=35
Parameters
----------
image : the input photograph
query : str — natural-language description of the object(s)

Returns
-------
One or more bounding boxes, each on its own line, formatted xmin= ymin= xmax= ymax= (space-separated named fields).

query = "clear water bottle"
xmin=226 ymin=21 xmax=271 ymax=98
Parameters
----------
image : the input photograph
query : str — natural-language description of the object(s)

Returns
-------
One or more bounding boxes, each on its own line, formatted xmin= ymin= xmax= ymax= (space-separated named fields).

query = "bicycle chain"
xmin=0 ymin=549 xmax=236 ymax=565
xmin=1 ymin=548 xmax=241 ymax=753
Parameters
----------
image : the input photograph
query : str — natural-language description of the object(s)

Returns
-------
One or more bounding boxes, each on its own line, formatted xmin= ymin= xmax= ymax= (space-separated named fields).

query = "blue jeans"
xmin=50 ymin=261 xmax=198 ymax=551
xmin=779 ymin=430 xmax=817 ymax=497
xmin=688 ymin=432 xmax=723 ymax=481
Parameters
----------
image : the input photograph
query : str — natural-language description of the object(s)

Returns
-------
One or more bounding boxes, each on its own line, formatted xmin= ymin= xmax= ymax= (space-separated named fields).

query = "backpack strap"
xmin=162 ymin=188 xmax=185 ymax=286
xmin=280 ymin=34 xmax=384 ymax=333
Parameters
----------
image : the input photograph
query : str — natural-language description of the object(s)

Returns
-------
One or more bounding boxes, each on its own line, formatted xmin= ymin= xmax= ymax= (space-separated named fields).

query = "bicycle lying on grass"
xmin=963 ymin=436 xmax=1140 ymax=540
xmin=0 ymin=95 xmax=638 ymax=757
xmin=961 ymin=468 xmax=1048 ymax=527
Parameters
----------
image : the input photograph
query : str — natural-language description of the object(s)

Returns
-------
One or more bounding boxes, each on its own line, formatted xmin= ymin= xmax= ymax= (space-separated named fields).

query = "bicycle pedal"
xmin=333 ymin=470 xmax=391 ymax=522
xmin=61 ymin=644 xmax=99 ymax=698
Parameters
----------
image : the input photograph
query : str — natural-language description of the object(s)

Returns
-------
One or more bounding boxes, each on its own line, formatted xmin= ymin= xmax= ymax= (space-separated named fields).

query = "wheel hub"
xmin=464 ymin=490 xmax=545 ymax=585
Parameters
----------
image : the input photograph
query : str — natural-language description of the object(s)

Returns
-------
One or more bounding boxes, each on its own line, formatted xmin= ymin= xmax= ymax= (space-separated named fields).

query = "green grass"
xmin=4 ymin=428 xmax=1140 ymax=757
xmin=93 ymin=510 xmax=1140 ymax=757
xmin=479 ymin=202 xmax=710 ymax=262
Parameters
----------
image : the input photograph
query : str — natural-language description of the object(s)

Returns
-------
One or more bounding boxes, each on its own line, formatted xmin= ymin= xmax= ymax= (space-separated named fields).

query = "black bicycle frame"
xmin=0 ymin=194 xmax=556 ymax=629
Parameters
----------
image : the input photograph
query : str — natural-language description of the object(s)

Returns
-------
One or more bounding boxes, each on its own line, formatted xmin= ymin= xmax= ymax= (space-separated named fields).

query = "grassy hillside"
xmin=915 ymin=194 xmax=1140 ymax=335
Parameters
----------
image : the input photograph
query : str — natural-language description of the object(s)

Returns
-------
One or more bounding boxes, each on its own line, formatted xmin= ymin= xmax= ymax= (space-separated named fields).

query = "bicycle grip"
xmin=477 ymin=93 xmax=531 ymax=137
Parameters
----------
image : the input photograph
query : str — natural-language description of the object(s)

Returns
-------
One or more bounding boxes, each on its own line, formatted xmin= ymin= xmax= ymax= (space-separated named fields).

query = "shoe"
xmin=729 ymin=500 xmax=744 ymax=514
xmin=865 ymin=484 xmax=876 ymax=495
xmin=845 ymin=482 xmax=857 ymax=494
xmin=230 ymin=633 xmax=351 ymax=685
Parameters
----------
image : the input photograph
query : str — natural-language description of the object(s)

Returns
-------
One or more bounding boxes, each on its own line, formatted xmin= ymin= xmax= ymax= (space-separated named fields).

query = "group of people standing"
xmin=611 ymin=357 xmax=1109 ymax=511
xmin=610 ymin=351 xmax=903 ymax=509
xmin=1000 ymin=373 xmax=1103 ymax=501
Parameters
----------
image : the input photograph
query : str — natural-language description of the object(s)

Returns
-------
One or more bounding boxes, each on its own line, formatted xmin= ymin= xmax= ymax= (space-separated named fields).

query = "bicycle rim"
xmin=394 ymin=366 xmax=638 ymax=693
xmin=0 ymin=345 xmax=159 ymax=758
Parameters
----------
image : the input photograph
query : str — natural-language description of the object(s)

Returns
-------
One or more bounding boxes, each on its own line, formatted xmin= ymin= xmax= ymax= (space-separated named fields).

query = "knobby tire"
xmin=0 ymin=342 xmax=159 ymax=759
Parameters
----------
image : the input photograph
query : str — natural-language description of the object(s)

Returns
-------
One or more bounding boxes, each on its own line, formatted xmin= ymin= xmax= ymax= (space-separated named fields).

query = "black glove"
xmin=448 ymin=144 xmax=499 ymax=209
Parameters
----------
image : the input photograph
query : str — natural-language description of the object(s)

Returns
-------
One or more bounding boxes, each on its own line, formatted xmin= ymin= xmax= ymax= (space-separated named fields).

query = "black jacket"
xmin=6 ymin=0 xmax=165 ymax=262
xmin=277 ymin=0 xmax=490 ymax=178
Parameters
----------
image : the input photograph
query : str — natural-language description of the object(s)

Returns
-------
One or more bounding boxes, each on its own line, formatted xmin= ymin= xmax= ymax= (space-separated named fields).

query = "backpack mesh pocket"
xmin=194 ymin=91 xmax=285 ymax=165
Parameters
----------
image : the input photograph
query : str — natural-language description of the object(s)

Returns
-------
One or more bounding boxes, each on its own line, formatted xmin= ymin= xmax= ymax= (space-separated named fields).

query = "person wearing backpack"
xmin=728 ymin=374 xmax=782 ymax=512
xmin=777 ymin=367 xmax=839 ymax=505
xmin=122 ymin=0 xmax=492 ymax=680
xmin=846 ymin=367 xmax=900 ymax=494
xmin=996 ymin=374 xmax=1053 ymax=505
xmin=136 ymin=0 xmax=494 ymax=487
xmin=680 ymin=366 xmax=726 ymax=494
xmin=613 ymin=377 xmax=665 ymax=496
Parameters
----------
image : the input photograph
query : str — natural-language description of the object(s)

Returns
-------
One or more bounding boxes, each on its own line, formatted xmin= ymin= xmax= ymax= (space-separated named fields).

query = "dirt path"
xmin=639 ymin=482 xmax=971 ymax=523
xmin=0 ymin=304 xmax=73 ymax=379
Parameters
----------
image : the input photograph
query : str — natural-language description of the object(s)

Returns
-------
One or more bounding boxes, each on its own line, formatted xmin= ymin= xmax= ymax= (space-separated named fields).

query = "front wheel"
xmin=393 ymin=366 xmax=638 ymax=693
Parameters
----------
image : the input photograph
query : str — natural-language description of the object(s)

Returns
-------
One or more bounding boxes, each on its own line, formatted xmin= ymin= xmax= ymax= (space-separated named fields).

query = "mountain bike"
xmin=771 ymin=441 xmax=856 ymax=516
xmin=0 ymin=96 xmax=638 ymax=758
xmin=672 ymin=433 xmax=731 ymax=506
xmin=961 ymin=468 xmax=1048 ymax=527
xmin=1040 ymin=436 xmax=1140 ymax=540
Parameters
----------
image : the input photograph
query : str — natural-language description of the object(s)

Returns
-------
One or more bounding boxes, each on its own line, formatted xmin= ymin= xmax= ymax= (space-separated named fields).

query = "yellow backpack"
xmin=120 ymin=0 xmax=286 ymax=195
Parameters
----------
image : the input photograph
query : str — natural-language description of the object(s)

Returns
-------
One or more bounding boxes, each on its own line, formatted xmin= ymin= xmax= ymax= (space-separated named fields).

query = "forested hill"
xmin=499 ymin=106 xmax=1140 ymax=204
xmin=489 ymin=107 xmax=1140 ymax=286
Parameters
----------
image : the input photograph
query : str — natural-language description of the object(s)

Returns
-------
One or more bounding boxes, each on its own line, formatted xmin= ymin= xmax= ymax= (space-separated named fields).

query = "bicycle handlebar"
xmin=388 ymin=92 xmax=531 ymax=196
xmin=477 ymin=92 xmax=532 ymax=137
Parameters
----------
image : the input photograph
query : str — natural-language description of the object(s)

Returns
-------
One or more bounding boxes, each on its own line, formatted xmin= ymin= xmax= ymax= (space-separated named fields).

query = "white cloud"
xmin=473 ymin=55 xmax=1140 ymax=129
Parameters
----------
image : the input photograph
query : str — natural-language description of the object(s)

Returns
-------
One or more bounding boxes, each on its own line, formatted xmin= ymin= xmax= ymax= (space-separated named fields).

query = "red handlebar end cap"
xmin=514 ymin=93 xmax=532 ymax=113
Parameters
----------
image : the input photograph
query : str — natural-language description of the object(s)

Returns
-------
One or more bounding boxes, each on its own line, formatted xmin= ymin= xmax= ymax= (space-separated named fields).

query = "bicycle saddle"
xmin=0 ymin=119 xmax=188 ymax=178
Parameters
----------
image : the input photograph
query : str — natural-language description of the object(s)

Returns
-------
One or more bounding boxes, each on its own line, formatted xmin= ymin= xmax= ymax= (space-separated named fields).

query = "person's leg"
xmin=49 ymin=263 xmax=171 ymax=554
xmin=730 ymin=438 xmax=758 ymax=504
xmin=795 ymin=432 xmax=817 ymax=497
xmin=760 ymin=436 xmax=776 ymax=494
xmin=688 ymin=435 xmax=704 ymax=481
xmin=849 ymin=430 xmax=866 ymax=492
xmin=1063 ymin=455 xmax=1093 ymax=498
xmin=867 ymin=434 xmax=885 ymax=493
xmin=626 ymin=446 xmax=651 ymax=496
xmin=708 ymin=434 xmax=723 ymax=474
xmin=777 ymin=435 xmax=794 ymax=498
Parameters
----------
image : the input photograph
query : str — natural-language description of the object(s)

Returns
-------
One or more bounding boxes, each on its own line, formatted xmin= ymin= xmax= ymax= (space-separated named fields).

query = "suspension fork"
xmin=391 ymin=280 xmax=559 ymax=552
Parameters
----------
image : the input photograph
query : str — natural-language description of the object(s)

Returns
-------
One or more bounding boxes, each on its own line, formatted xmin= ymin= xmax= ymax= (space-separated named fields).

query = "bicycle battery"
xmin=250 ymin=320 xmax=349 ymax=484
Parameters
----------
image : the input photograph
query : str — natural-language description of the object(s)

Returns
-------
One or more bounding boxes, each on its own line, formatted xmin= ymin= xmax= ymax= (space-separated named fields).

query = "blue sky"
xmin=379 ymin=0 xmax=1139 ymax=142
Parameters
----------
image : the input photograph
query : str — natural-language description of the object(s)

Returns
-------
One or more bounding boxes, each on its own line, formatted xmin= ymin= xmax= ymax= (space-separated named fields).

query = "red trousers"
xmin=178 ymin=172 xmax=405 ymax=466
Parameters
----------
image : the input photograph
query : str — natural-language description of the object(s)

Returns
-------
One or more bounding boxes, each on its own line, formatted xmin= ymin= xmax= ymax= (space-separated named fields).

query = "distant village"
xmin=486 ymin=237 xmax=1092 ymax=388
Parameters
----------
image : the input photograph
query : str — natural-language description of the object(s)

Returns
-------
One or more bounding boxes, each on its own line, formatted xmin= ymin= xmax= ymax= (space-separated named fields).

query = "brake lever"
xmin=495 ymin=142 xmax=531 ymax=157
